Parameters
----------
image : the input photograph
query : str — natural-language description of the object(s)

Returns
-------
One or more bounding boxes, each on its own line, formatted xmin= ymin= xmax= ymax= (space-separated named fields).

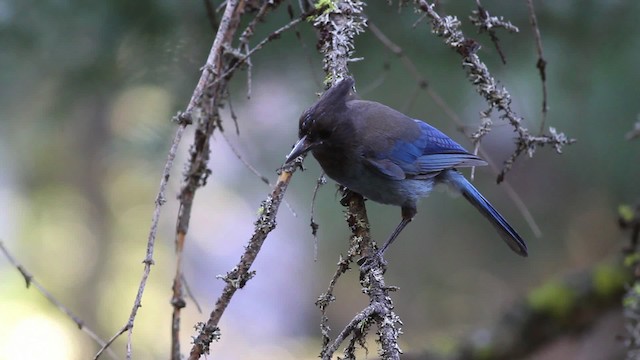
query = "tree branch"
xmin=308 ymin=2 xmax=402 ymax=358
xmin=188 ymin=162 xmax=299 ymax=359
xmin=0 ymin=241 xmax=118 ymax=360
xmin=418 ymin=0 xmax=574 ymax=183
xmin=525 ymin=0 xmax=549 ymax=134
xmin=170 ymin=0 xmax=245 ymax=358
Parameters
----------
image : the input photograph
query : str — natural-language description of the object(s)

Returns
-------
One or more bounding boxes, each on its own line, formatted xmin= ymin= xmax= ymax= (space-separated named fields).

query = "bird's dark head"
xmin=285 ymin=77 xmax=356 ymax=164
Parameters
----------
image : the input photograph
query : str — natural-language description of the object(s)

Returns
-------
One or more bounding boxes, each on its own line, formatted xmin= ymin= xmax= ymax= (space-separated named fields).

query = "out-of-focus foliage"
xmin=1 ymin=1 xmax=639 ymax=359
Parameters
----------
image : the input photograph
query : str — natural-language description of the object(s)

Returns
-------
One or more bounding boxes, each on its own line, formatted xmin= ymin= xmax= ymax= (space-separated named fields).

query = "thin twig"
xmin=321 ymin=304 xmax=379 ymax=359
xmin=289 ymin=2 xmax=323 ymax=88
xmin=222 ymin=131 xmax=272 ymax=186
xmin=0 ymin=241 xmax=119 ymax=360
xmin=237 ymin=0 xmax=278 ymax=98
xmin=221 ymin=130 xmax=297 ymax=217
xmin=526 ymin=0 xmax=549 ymax=134
xmin=176 ymin=3 xmax=324 ymax=358
xmin=244 ymin=43 xmax=253 ymax=99
xmin=226 ymin=90 xmax=240 ymax=135
xmin=310 ymin=173 xmax=326 ymax=261
xmin=481 ymin=148 xmax=542 ymax=237
xmin=368 ymin=22 xmax=428 ymax=89
xmin=470 ymin=0 xmax=519 ymax=65
xmin=315 ymin=196 xmax=366 ymax=348
xmin=95 ymin=113 xmax=190 ymax=360
xmin=214 ymin=9 xmax=318 ymax=87
xmin=182 ymin=274 xmax=203 ymax=313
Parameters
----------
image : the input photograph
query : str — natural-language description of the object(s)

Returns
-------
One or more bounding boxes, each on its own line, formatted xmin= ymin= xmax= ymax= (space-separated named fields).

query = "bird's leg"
xmin=377 ymin=218 xmax=412 ymax=256
xmin=358 ymin=206 xmax=416 ymax=267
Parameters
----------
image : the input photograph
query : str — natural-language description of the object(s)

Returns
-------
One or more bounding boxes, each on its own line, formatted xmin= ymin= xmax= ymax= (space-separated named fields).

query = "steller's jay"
xmin=285 ymin=77 xmax=528 ymax=259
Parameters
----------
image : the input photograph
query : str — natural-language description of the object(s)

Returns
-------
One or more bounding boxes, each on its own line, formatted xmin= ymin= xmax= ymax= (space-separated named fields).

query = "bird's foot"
xmin=357 ymin=251 xmax=387 ymax=271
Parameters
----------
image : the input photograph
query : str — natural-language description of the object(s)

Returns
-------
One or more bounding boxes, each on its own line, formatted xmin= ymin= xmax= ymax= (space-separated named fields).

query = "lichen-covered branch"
xmin=188 ymin=164 xmax=298 ymax=359
xmin=525 ymin=0 xmax=549 ymax=133
xmin=312 ymin=0 xmax=367 ymax=83
xmin=469 ymin=0 xmax=519 ymax=64
xmin=418 ymin=0 xmax=575 ymax=183
xmin=170 ymin=1 xmax=245 ymax=358
xmin=309 ymin=0 xmax=401 ymax=358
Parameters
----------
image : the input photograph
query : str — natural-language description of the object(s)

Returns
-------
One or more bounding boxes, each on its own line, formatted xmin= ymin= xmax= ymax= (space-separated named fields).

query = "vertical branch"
xmin=313 ymin=0 xmax=367 ymax=82
xmin=311 ymin=0 xmax=402 ymax=359
xmin=183 ymin=5 xmax=318 ymax=360
xmin=526 ymin=0 xmax=549 ymax=134
xmin=170 ymin=0 xmax=245 ymax=358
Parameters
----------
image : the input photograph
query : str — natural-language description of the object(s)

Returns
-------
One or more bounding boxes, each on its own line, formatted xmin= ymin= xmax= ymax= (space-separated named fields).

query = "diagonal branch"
xmin=0 ymin=241 xmax=118 ymax=360
xmin=418 ymin=0 xmax=574 ymax=183
xmin=94 ymin=111 xmax=190 ymax=360
xmin=187 ymin=162 xmax=300 ymax=359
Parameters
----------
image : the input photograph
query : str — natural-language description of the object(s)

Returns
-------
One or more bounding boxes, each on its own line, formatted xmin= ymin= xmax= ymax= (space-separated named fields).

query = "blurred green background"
xmin=1 ymin=0 xmax=639 ymax=359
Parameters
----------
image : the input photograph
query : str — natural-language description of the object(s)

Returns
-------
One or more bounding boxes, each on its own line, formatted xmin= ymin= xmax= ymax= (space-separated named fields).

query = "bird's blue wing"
xmin=384 ymin=120 xmax=486 ymax=176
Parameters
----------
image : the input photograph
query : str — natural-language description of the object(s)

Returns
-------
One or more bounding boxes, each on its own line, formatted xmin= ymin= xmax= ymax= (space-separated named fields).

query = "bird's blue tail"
xmin=442 ymin=170 xmax=528 ymax=257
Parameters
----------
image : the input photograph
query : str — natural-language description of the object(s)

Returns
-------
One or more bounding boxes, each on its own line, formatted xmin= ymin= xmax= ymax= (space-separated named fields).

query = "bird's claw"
xmin=357 ymin=251 xmax=387 ymax=271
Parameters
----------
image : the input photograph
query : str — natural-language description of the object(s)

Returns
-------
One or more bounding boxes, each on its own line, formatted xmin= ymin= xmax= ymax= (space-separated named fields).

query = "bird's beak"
xmin=285 ymin=135 xmax=319 ymax=164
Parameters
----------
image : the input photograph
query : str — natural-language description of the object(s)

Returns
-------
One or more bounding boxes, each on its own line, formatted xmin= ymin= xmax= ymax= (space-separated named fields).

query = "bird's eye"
xmin=300 ymin=114 xmax=313 ymax=131
xmin=317 ymin=128 xmax=332 ymax=139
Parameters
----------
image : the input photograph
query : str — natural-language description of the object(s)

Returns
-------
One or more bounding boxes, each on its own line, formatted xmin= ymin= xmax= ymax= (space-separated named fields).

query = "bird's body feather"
xmin=286 ymin=78 xmax=528 ymax=257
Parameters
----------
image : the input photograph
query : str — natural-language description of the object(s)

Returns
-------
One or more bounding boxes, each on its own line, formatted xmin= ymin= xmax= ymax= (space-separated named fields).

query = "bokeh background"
xmin=1 ymin=1 xmax=639 ymax=359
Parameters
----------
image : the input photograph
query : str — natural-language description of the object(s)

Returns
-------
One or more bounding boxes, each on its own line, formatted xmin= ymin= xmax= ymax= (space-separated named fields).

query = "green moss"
xmin=306 ymin=0 xmax=336 ymax=21
xmin=314 ymin=0 xmax=337 ymax=12
xmin=593 ymin=264 xmax=627 ymax=298
xmin=618 ymin=204 xmax=634 ymax=223
xmin=527 ymin=281 xmax=576 ymax=318
xmin=472 ymin=345 xmax=494 ymax=360
xmin=625 ymin=253 xmax=640 ymax=267
xmin=323 ymin=74 xmax=335 ymax=86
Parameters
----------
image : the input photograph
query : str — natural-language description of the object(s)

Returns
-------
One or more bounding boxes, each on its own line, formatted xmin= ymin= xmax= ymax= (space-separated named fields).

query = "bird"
xmin=285 ymin=77 xmax=528 ymax=260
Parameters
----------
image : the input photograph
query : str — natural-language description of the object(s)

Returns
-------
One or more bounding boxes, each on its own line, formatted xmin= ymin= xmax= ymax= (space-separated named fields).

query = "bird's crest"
xmin=315 ymin=77 xmax=355 ymax=111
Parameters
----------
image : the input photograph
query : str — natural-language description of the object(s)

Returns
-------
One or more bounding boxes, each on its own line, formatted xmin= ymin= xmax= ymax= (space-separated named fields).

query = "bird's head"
xmin=285 ymin=77 xmax=356 ymax=164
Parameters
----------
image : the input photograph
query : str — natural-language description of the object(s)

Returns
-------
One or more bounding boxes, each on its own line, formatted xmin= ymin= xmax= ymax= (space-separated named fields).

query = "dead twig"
xmin=0 ymin=241 xmax=118 ymax=360
xmin=525 ymin=0 xmax=549 ymax=134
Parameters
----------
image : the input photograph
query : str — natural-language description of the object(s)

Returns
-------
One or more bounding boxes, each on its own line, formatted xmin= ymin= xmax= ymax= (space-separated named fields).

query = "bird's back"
xmin=346 ymin=99 xmax=486 ymax=176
